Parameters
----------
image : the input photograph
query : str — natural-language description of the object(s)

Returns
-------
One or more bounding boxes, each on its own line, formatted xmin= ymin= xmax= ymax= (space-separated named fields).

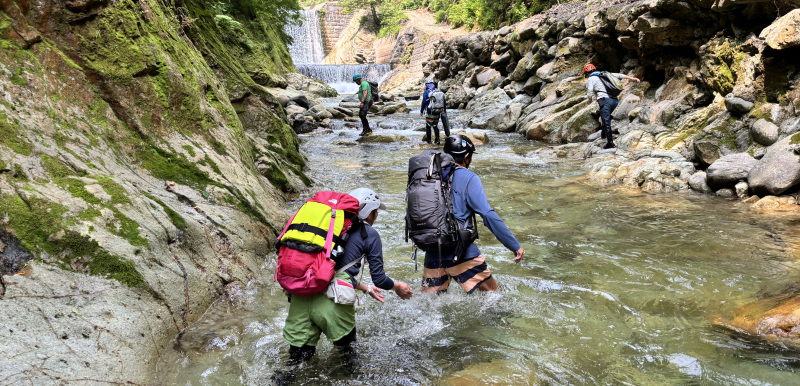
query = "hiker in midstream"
xmin=583 ymin=63 xmax=640 ymax=149
xmin=281 ymin=188 xmax=412 ymax=365
xmin=419 ymin=78 xmax=449 ymax=144
xmin=353 ymin=73 xmax=374 ymax=136
xmin=406 ymin=135 xmax=524 ymax=294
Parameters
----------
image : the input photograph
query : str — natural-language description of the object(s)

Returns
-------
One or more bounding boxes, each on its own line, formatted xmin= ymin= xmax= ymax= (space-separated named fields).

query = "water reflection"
xmin=154 ymin=110 xmax=800 ymax=385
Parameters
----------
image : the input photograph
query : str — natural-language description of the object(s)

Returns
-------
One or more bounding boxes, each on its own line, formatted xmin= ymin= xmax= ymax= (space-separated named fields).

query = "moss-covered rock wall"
xmin=0 ymin=0 xmax=307 ymax=382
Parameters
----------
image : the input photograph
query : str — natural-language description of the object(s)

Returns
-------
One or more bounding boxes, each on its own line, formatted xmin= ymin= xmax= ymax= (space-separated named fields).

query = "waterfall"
xmin=285 ymin=9 xmax=326 ymax=65
xmin=285 ymin=8 xmax=393 ymax=95
xmin=296 ymin=64 xmax=393 ymax=94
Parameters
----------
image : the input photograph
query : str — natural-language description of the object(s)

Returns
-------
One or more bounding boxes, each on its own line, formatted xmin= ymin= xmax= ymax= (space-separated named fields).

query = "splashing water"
xmin=285 ymin=9 xmax=326 ymax=65
xmin=154 ymin=108 xmax=800 ymax=385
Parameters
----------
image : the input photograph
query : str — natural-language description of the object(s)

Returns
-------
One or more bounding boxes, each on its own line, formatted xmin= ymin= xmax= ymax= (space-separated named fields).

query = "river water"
xmin=154 ymin=107 xmax=800 ymax=385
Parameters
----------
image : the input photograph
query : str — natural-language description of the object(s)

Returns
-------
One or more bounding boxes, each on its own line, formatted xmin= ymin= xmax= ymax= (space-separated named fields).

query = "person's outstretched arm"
xmin=464 ymin=173 xmax=524 ymax=262
xmin=364 ymin=227 xmax=413 ymax=299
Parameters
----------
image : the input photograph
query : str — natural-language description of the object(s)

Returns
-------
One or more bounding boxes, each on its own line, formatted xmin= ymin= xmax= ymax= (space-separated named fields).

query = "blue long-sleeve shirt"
xmin=425 ymin=167 xmax=521 ymax=263
xmin=420 ymin=89 xmax=448 ymax=115
xmin=335 ymin=222 xmax=395 ymax=290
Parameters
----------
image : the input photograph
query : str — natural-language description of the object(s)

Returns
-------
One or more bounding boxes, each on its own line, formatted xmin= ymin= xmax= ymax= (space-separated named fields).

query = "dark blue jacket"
xmin=336 ymin=222 xmax=395 ymax=290
xmin=421 ymin=88 xmax=448 ymax=115
xmin=425 ymin=167 xmax=521 ymax=263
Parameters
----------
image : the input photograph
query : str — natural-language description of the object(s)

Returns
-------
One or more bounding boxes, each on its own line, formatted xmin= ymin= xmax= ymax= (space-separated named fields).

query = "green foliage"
xmin=208 ymin=0 xmax=302 ymax=45
xmin=0 ymin=111 xmax=33 ymax=156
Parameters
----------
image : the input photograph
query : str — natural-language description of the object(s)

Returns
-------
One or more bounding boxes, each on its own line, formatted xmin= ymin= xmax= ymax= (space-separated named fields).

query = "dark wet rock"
xmin=724 ymin=96 xmax=754 ymax=115
xmin=748 ymin=134 xmax=800 ymax=196
xmin=291 ymin=95 xmax=314 ymax=109
xmin=277 ymin=95 xmax=290 ymax=107
xmin=293 ymin=120 xmax=317 ymax=134
xmin=706 ymin=153 xmax=758 ymax=190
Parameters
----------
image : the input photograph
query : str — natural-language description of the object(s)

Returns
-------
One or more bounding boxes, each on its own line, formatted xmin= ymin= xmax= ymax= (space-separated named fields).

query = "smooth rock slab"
xmin=706 ymin=153 xmax=757 ymax=190
xmin=748 ymin=134 xmax=800 ymax=195
xmin=356 ymin=134 xmax=409 ymax=143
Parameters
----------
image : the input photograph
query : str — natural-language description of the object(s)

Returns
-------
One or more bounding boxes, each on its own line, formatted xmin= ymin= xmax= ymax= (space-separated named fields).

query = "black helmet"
xmin=443 ymin=134 xmax=477 ymax=155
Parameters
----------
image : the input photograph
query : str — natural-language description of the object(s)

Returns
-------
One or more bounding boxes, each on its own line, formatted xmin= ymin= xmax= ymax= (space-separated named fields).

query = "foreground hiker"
xmin=583 ymin=63 xmax=640 ymax=149
xmin=420 ymin=79 xmax=449 ymax=144
xmin=281 ymin=188 xmax=412 ymax=366
xmin=410 ymin=135 xmax=524 ymax=294
xmin=354 ymin=73 xmax=373 ymax=136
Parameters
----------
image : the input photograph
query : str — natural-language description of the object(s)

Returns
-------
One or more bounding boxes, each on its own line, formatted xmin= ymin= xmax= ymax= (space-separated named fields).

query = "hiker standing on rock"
xmin=419 ymin=135 xmax=524 ymax=293
xmin=354 ymin=73 xmax=373 ymax=136
xmin=281 ymin=188 xmax=412 ymax=367
xmin=584 ymin=63 xmax=640 ymax=149
xmin=420 ymin=79 xmax=449 ymax=144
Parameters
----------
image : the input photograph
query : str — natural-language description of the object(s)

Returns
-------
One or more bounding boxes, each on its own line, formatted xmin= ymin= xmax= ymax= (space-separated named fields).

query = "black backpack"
xmin=367 ymin=81 xmax=380 ymax=101
xmin=405 ymin=151 xmax=477 ymax=261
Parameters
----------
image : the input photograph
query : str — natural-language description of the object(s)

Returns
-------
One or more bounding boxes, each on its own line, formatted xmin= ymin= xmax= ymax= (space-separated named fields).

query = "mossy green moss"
xmin=791 ymin=133 xmax=800 ymax=145
xmin=266 ymin=166 xmax=290 ymax=192
xmin=0 ymin=111 xmax=33 ymax=156
xmin=138 ymin=142 xmax=219 ymax=188
xmin=0 ymin=194 xmax=144 ymax=287
xmin=182 ymin=144 xmax=197 ymax=157
xmin=143 ymin=193 xmax=187 ymax=231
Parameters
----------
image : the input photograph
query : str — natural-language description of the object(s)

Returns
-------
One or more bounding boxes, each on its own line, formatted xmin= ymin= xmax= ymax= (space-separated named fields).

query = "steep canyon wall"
xmin=0 ymin=0 xmax=307 ymax=383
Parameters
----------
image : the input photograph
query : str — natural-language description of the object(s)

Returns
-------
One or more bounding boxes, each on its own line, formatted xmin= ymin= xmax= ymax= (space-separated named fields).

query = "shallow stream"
xmin=154 ymin=107 xmax=800 ymax=385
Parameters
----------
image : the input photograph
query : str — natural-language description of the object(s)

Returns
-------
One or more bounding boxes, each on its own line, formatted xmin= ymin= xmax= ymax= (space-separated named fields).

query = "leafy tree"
xmin=211 ymin=0 xmax=302 ymax=44
xmin=339 ymin=0 xmax=383 ymax=30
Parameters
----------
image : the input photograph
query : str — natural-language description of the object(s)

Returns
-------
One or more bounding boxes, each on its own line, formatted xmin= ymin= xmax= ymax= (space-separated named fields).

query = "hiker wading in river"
xmin=584 ymin=63 xmax=640 ymax=149
xmin=421 ymin=135 xmax=524 ymax=293
xmin=282 ymin=188 xmax=412 ymax=366
xmin=354 ymin=73 xmax=373 ymax=136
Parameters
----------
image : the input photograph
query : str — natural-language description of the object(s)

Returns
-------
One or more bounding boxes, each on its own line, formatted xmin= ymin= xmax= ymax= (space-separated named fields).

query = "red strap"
xmin=323 ymin=209 xmax=337 ymax=258
xmin=277 ymin=212 xmax=299 ymax=241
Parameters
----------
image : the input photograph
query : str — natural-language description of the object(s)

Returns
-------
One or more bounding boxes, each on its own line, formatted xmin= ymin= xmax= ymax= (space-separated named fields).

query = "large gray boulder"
xmin=706 ymin=153 xmax=758 ymax=190
xmin=760 ymin=9 xmax=800 ymax=50
xmin=750 ymin=119 xmax=779 ymax=146
xmin=689 ymin=171 xmax=713 ymax=193
xmin=748 ymin=134 xmax=800 ymax=195
xmin=466 ymin=88 xmax=512 ymax=130
xmin=496 ymin=103 xmax=523 ymax=132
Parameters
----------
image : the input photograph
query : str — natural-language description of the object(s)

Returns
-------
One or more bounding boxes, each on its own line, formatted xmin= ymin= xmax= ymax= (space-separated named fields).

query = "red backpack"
xmin=274 ymin=191 xmax=361 ymax=296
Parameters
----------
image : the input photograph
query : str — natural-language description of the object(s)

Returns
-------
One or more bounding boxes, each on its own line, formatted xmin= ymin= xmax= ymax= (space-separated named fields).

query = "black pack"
xmin=405 ymin=151 xmax=478 ymax=261
xmin=367 ymin=81 xmax=380 ymax=101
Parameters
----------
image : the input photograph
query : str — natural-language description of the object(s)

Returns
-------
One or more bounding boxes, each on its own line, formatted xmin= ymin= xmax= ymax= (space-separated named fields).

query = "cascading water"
xmin=285 ymin=9 xmax=326 ymax=65
xmin=285 ymin=8 xmax=393 ymax=94
xmin=296 ymin=64 xmax=392 ymax=94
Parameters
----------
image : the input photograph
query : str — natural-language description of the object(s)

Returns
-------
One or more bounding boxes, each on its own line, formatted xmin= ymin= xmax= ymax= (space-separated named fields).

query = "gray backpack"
xmin=428 ymin=89 xmax=446 ymax=114
xmin=405 ymin=151 xmax=477 ymax=261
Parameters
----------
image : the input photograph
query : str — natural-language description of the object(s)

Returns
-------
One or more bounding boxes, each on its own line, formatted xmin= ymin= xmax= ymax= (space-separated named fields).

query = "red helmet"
xmin=583 ymin=63 xmax=596 ymax=73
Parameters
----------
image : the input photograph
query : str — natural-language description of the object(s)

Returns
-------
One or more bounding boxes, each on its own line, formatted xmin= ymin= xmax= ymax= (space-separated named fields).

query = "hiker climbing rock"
xmin=583 ymin=63 xmax=640 ymax=149
xmin=354 ymin=73 xmax=374 ymax=136
xmin=420 ymin=79 xmax=449 ymax=144
xmin=280 ymin=188 xmax=411 ymax=368
xmin=407 ymin=135 xmax=524 ymax=294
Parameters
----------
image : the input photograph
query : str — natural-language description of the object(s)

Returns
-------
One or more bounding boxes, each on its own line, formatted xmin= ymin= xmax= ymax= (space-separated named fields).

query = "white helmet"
xmin=349 ymin=188 xmax=386 ymax=220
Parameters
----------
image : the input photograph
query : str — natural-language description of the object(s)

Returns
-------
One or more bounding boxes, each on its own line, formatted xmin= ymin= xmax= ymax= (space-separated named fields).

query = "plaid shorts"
xmin=421 ymin=255 xmax=493 ymax=294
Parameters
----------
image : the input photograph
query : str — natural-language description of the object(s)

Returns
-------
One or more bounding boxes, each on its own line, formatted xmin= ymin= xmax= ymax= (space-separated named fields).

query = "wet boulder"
xmin=496 ymin=102 xmax=523 ymax=133
xmin=356 ymin=134 xmax=409 ymax=143
xmin=714 ymin=293 xmax=800 ymax=350
xmin=290 ymin=95 xmax=314 ymax=110
xmin=750 ymin=196 xmax=800 ymax=213
xmin=748 ymin=134 xmax=800 ymax=196
xmin=306 ymin=105 xmax=333 ymax=120
xmin=706 ymin=153 xmax=757 ymax=190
